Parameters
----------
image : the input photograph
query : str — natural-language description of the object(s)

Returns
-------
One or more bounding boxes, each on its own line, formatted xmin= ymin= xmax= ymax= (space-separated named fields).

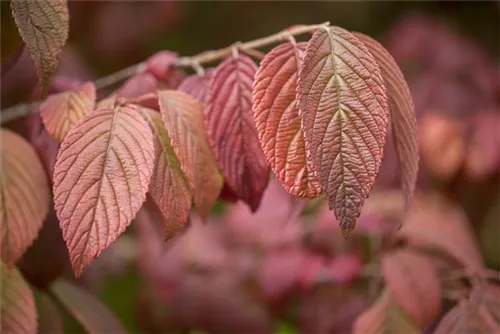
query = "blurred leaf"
xmin=382 ymin=249 xmax=441 ymax=326
xmin=1 ymin=262 xmax=37 ymax=334
xmin=470 ymin=283 xmax=500 ymax=328
xmin=34 ymin=291 xmax=63 ymax=334
xmin=51 ymin=279 xmax=128 ymax=334
xmin=10 ymin=0 xmax=69 ymax=94
xmin=353 ymin=290 xmax=420 ymax=334
xmin=434 ymin=299 xmax=496 ymax=334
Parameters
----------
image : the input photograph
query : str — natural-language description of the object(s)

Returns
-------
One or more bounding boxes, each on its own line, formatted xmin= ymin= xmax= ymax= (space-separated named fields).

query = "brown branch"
xmin=0 ymin=22 xmax=329 ymax=125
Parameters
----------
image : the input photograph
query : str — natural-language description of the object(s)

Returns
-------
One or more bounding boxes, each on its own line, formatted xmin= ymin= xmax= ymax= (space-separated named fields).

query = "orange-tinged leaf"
xmin=53 ymin=105 xmax=155 ymax=276
xmin=178 ymin=69 xmax=215 ymax=104
xmin=434 ymin=299 xmax=493 ymax=334
xmin=297 ymin=27 xmax=390 ymax=236
xmin=352 ymin=32 xmax=419 ymax=211
xmin=139 ymin=108 xmax=192 ymax=239
xmin=0 ymin=129 xmax=50 ymax=267
xmin=397 ymin=194 xmax=484 ymax=274
xmin=159 ymin=90 xmax=223 ymax=219
xmin=205 ymin=55 xmax=270 ymax=211
xmin=1 ymin=262 xmax=37 ymax=334
xmin=253 ymin=42 xmax=321 ymax=198
xmin=51 ymin=279 xmax=127 ymax=333
xmin=10 ymin=0 xmax=69 ymax=94
xmin=40 ymin=82 xmax=96 ymax=142
xmin=353 ymin=290 xmax=420 ymax=334
xmin=382 ymin=249 xmax=441 ymax=326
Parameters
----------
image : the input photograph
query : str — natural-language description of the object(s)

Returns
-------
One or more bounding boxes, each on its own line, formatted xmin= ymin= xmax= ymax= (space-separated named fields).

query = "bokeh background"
xmin=2 ymin=1 xmax=499 ymax=333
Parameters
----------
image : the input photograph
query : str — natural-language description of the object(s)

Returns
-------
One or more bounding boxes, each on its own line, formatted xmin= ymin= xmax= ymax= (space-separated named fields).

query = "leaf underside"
xmin=0 ymin=129 xmax=50 ymax=267
xmin=52 ymin=105 xmax=155 ymax=276
xmin=140 ymin=108 xmax=192 ymax=239
xmin=10 ymin=0 xmax=69 ymax=95
xmin=353 ymin=32 xmax=419 ymax=212
xmin=158 ymin=90 xmax=223 ymax=219
xmin=297 ymin=26 xmax=390 ymax=236
xmin=205 ymin=55 xmax=270 ymax=211
xmin=253 ymin=42 xmax=321 ymax=198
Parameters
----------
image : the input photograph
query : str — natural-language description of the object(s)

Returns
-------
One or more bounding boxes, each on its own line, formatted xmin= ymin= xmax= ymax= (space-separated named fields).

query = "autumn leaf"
xmin=116 ymin=72 xmax=158 ymax=99
xmin=40 ymin=82 xmax=96 ymax=142
xmin=158 ymin=90 xmax=223 ymax=219
xmin=35 ymin=291 xmax=64 ymax=334
xmin=0 ymin=129 xmax=50 ymax=267
xmin=397 ymin=194 xmax=484 ymax=274
xmin=205 ymin=55 xmax=270 ymax=211
xmin=470 ymin=283 xmax=500 ymax=329
xmin=10 ymin=0 xmax=69 ymax=95
xmin=434 ymin=299 xmax=494 ymax=334
xmin=353 ymin=32 xmax=419 ymax=212
xmin=146 ymin=50 xmax=179 ymax=82
xmin=139 ymin=108 xmax=192 ymax=239
xmin=178 ymin=69 xmax=215 ymax=104
xmin=297 ymin=26 xmax=389 ymax=236
xmin=353 ymin=290 xmax=420 ymax=334
xmin=53 ymin=105 xmax=155 ymax=276
xmin=382 ymin=249 xmax=441 ymax=326
xmin=51 ymin=279 xmax=127 ymax=333
xmin=253 ymin=42 xmax=321 ymax=198
xmin=1 ymin=262 xmax=37 ymax=334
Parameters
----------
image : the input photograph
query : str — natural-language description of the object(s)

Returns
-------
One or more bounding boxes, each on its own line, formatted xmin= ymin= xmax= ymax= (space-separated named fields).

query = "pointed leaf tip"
xmin=297 ymin=27 xmax=390 ymax=233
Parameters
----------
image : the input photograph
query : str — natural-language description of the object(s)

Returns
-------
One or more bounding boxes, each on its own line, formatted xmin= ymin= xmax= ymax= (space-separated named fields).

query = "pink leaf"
xmin=205 ymin=55 xmax=270 ymax=211
xmin=177 ymin=69 xmax=215 ymax=104
xmin=53 ymin=105 xmax=155 ymax=276
xmin=116 ymin=72 xmax=158 ymax=99
xmin=146 ymin=50 xmax=179 ymax=82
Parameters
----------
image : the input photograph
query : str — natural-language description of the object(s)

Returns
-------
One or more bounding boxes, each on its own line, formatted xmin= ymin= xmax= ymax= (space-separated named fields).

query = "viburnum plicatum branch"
xmin=0 ymin=22 xmax=329 ymax=125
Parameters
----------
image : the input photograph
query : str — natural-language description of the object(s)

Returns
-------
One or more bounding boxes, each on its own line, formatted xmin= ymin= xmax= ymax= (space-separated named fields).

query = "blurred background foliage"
xmin=2 ymin=1 xmax=499 ymax=334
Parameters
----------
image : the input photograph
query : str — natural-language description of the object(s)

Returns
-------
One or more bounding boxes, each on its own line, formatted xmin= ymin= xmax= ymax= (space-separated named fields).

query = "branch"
xmin=0 ymin=22 xmax=329 ymax=125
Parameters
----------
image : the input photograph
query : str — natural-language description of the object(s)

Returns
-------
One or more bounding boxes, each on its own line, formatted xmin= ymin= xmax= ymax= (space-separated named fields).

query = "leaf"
xmin=35 ymin=291 xmax=63 ymax=334
xmin=205 ymin=55 xmax=270 ymax=211
xmin=470 ymin=283 xmax=500 ymax=328
xmin=397 ymin=194 xmax=484 ymax=274
xmin=352 ymin=32 xmax=419 ymax=211
xmin=52 ymin=105 xmax=155 ymax=276
xmin=353 ymin=290 xmax=420 ymax=334
xmin=177 ymin=69 xmax=215 ymax=104
xmin=1 ymin=262 xmax=37 ymax=334
xmin=116 ymin=72 xmax=158 ymax=99
xmin=146 ymin=50 xmax=179 ymax=82
xmin=158 ymin=90 xmax=223 ymax=219
xmin=51 ymin=279 xmax=127 ymax=334
xmin=40 ymin=82 xmax=96 ymax=142
xmin=434 ymin=299 xmax=494 ymax=334
xmin=10 ymin=0 xmax=69 ymax=94
xmin=297 ymin=27 xmax=389 ymax=236
xmin=252 ymin=42 xmax=321 ymax=198
xmin=139 ymin=108 xmax=192 ymax=239
xmin=382 ymin=249 xmax=442 ymax=326
xmin=1 ymin=129 xmax=50 ymax=267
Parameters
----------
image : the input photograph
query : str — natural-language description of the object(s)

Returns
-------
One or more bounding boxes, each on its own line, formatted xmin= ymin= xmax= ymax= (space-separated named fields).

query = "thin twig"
xmin=0 ymin=22 xmax=329 ymax=125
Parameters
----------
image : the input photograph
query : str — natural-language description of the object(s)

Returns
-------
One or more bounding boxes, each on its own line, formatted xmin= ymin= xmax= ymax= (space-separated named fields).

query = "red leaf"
xmin=139 ymin=109 xmax=192 ymax=239
xmin=1 ymin=129 xmax=50 ymax=266
xmin=146 ymin=50 xmax=179 ymax=82
xmin=297 ymin=27 xmax=389 ymax=236
xmin=51 ymin=279 xmax=127 ymax=333
xmin=353 ymin=32 xmax=419 ymax=211
xmin=116 ymin=72 xmax=158 ymax=99
xmin=397 ymin=194 xmax=484 ymax=274
xmin=53 ymin=105 xmax=155 ymax=276
xmin=40 ymin=81 xmax=96 ymax=142
xmin=382 ymin=249 xmax=442 ymax=326
xmin=353 ymin=290 xmax=420 ymax=334
xmin=434 ymin=299 xmax=494 ymax=334
xmin=205 ymin=55 xmax=270 ymax=211
xmin=1 ymin=263 xmax=37 ymax=334
xmin=177 ymin=69 xmax=215 ymax=104
xmin=10 ymin=0 xmax=69 ymax=94
xmin=158 ymin=90 xmax=223 ymax=219
xmin=253 ymin=42 xmax=321 ymax=198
